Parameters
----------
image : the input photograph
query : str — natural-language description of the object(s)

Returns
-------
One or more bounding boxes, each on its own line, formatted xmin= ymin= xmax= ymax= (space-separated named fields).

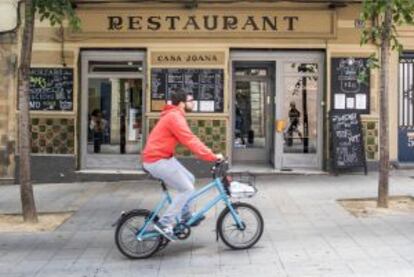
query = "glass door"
xmin=81 ymin=51 xmax=145 ymax=170
xmin=276 ymin=57 xmax=324 ymax=169
xmin=87 ymin=78 xmax=143 ymax=155
xmin=232 ymin=62 xmax=274 ymax=164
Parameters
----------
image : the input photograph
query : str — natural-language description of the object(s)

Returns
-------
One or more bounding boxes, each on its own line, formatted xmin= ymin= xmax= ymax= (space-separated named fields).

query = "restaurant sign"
xmin=72 ymin=8 xmax=336 ymax=39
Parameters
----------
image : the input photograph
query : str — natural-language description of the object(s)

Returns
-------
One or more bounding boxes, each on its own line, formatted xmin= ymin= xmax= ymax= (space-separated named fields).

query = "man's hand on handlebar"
xmin=215 ymin=153 xmax=224 ymax=162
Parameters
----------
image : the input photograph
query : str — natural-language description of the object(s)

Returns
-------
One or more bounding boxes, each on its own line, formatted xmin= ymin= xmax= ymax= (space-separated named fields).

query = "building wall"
xmin=0 ymin=32 xmax=17 ymax=182
xmin=6 ymin=2 xmax=414 ymax=181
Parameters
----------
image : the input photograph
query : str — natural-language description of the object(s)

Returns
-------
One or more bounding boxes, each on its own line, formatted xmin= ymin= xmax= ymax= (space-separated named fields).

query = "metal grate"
xmin=399 ymin=54 xmax=414 ymax=127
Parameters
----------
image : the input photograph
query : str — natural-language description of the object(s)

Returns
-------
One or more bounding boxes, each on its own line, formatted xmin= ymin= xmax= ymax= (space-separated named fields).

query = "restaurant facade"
xmin=0 ymin=0 xmax=414 ymax=183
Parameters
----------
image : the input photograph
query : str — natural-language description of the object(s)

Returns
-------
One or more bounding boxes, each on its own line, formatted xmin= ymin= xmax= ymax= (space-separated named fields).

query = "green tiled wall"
xmin=148 ymin=118 xmax=227 ymax=156
xmin=362 ymin=120 xmax=379 ymax=160
xmin=31 ymin=118 xmax=75 ymax=154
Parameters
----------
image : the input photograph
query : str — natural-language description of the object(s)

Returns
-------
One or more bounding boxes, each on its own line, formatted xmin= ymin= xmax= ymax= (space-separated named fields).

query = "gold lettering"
xmin=283 ymin=16 xmax=299 ymax=31
xmin=242 ymin=16 xmax=259 ymax=31
xmin=128 ymin=16 xmax=143 ymax=30
xmin=108 ymin=16 xmax=123 ymax=30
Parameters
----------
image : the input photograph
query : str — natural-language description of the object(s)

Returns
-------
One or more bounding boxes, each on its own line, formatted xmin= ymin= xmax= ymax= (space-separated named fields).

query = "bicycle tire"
xmin=217 ymin=202 xmax=264 ymax=250
xmin=114 ymin=209 xmax=161 ymax=259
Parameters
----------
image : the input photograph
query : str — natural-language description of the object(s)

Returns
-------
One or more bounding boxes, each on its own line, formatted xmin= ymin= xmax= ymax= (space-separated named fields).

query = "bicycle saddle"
xmin=142 ymin=168 xmax=168 ymax=191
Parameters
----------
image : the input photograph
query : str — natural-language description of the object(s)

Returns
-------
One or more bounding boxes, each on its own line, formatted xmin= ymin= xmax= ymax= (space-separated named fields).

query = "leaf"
xmin=34 ymin=0 xmax=81 ymax=31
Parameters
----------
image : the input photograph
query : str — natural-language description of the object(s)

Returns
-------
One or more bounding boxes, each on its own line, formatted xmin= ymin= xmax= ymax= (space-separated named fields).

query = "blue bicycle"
xmin=114 ymin=159 xmax=264 ymax=259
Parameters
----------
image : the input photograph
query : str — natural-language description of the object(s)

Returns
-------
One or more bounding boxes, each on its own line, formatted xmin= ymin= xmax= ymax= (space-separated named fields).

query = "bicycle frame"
xmin=137 ymin=177 xmax=244 ymax=240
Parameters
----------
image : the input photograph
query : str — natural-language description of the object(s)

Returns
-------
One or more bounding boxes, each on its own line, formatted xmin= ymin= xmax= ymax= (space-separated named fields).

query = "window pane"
xmin=283 ymin=63 xmax=318 ymax=74
xmin=234 ymin=80 xmax=267 ymax=149
xmin=283 ymin=76 xmax=318 ymax=154
xmin=88 ymin=61 xmax=143 ymax=73
xmin=88 ymin=78 xmax=143 ymax=154
xmin=235 ymin=68 xmax=268 ymax=77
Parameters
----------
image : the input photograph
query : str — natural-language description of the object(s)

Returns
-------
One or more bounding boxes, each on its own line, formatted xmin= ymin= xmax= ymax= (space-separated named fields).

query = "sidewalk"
xmin=0 ymin=171 xmax=413 ymax=277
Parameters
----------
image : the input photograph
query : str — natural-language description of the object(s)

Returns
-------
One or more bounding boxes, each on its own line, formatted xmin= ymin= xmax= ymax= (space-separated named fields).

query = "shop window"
xmin=151 ymin=68 xmax=224 ymax=112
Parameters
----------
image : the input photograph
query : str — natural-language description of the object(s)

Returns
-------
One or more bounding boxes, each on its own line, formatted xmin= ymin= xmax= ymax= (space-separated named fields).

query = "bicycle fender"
xmin=111 ymin=209 xmax=151 ymax=227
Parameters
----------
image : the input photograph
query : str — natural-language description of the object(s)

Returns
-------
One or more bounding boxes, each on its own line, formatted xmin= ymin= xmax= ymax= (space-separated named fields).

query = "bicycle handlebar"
xmin=211 ymin=157 xmax=229 ymax=179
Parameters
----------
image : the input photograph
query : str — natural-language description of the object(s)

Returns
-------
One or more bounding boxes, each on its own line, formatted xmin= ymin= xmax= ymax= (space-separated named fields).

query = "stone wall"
xmin=148 ymin=118 xmax=228 ymax=157
xmin=0 ymin=33 xmax=17 ymax=180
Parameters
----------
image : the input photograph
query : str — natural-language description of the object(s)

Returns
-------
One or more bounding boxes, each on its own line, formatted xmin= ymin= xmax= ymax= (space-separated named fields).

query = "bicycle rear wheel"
xmin=115 ymin=210 xmax=161 ymax=259
xmin=217 ymin=202 xmax=264 ymax=250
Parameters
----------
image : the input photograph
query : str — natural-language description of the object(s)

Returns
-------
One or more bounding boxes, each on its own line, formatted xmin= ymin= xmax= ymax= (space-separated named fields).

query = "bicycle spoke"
xmin=224 ymin=224 xmax=238 ymax=231
xmin=221 ymin=206 xmax=262 ymax=248
xmin=126 ymin=223 xmax=138 ymax=233
xmin=123 ymin=235 xmax=138 ymax=247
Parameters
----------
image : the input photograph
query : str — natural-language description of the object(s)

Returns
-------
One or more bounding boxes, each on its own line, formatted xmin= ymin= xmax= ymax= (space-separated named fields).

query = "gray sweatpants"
xmin=143 ymin=157 xmax=195 ymax=226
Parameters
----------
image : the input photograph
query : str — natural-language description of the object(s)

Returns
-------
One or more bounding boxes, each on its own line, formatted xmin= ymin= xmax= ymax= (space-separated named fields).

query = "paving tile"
xmin=0 ymin=174 xmax=412 ymax=276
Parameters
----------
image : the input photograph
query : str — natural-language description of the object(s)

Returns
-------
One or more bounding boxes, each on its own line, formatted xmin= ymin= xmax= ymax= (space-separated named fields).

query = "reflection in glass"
xmin=235 ymin=68 xmax=268 ymax=77
xmin=87 ymin=78 xmax=143 ymax=154
xmin=234 ymin=81 xmax=267 ymax=149
xmin=88 ymin=61 xmax=143 ymax=73
xmin=283 ymin=74 xmax=318 ymax=154
xmin=283 ymin=63 xmax=318 ymax=74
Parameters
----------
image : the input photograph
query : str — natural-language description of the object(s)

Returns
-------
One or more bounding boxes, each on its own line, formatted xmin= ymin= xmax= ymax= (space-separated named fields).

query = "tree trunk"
xmin=18 ymin=0 xmax=38 ymax=222
xmin=378 ymin=1 xmax=392 ymax=208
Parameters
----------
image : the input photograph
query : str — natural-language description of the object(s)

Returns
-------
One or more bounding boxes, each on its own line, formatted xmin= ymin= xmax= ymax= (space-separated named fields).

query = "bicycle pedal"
xmin=174 ymin=223 xmax=191 ymax=240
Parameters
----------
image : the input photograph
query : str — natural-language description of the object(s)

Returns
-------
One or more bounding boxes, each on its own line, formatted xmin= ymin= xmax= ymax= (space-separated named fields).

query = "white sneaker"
xmin=153 ymin=223 xmax=177 ymax=241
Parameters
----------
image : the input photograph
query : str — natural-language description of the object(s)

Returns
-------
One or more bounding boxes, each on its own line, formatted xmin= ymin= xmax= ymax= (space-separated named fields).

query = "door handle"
xmin=276 ymin=120 xmax=286 ymax=133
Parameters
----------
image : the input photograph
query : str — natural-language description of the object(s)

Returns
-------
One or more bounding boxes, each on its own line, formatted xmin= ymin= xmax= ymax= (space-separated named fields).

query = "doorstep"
xmin=73 ymin=169 xmax=148 ymax=182
xmin=75 ymin=169 xmax=146 ymax=175
xmin=0 ymin=178 xmax=15 ymax=185
xmin=394 ymin=162 xmax=414 ymax=170
xmin=229 ymin=163 xmax=328 ymax=176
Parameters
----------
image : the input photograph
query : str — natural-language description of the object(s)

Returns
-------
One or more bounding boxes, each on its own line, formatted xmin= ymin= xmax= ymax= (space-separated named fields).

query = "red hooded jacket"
xmin=142 ymin=105 xmax=217 ymax=163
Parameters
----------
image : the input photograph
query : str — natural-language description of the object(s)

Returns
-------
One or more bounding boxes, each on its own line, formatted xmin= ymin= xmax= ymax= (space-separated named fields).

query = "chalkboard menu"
xmin=331 ymin=58 xmax=370 ymax=114
xmin=330 ymin=111 xmax=367 ymax=174
xmin=29 ymin=68 xmax=73 ymax=111
xmin=151 ymin=68 xmax=224 ymax=112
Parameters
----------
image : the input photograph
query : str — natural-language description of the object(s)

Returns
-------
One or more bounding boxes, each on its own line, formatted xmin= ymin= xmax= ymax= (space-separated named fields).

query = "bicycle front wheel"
xmin=217 ymin=202 xmax=264 ymax=250
xmin=115 ymin=210 xmax=161 ymax=259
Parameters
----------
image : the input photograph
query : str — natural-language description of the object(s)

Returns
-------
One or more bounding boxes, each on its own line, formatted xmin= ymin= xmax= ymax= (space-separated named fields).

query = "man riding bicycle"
xmin=142 ymin=89 xmax=223 ymax=241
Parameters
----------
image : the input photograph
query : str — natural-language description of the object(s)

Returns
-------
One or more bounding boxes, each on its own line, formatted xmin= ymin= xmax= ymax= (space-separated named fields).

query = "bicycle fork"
xmin=215 ymin=198 xmax=245 ymax=242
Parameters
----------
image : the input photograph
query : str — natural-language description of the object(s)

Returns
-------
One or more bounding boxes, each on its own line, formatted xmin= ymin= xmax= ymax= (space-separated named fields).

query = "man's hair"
xmin=171 ymin=89 xmax=188 ymax=106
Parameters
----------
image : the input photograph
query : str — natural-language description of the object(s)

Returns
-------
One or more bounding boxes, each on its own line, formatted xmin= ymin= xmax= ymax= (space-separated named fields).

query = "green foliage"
xmin=357 ymin=53 xmax=380 ymax=84
xmin=358 ymin=0 xmax=414 ymax=82
xmin=34 ymin=0 xmax=80 ymax=31
xmin=360 ymin=0 xmax=414 ymax=51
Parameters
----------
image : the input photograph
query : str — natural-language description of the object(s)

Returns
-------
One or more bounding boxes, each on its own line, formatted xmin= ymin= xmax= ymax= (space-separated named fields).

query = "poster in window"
xmin=355 ymin=94 xmax=366 ymax=110
xmin=200 ymin=101 xmax=215 ymax=112
xmin=346 ymin=98 xmax=355 ymax=109
xmin=192 ymin=101 xmax=199 ymax=112
xmin=334 ymin=94 xmax=346 ymax=109
xmin=151 ymin=69 xmax=166 ymax=100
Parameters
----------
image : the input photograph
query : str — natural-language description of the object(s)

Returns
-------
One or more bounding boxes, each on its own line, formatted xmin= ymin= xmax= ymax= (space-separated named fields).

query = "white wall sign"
xmin=0 ymin=0 xmax=19 ymax=33
xmin=334 ymin=94 xmax=345 ymax=109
